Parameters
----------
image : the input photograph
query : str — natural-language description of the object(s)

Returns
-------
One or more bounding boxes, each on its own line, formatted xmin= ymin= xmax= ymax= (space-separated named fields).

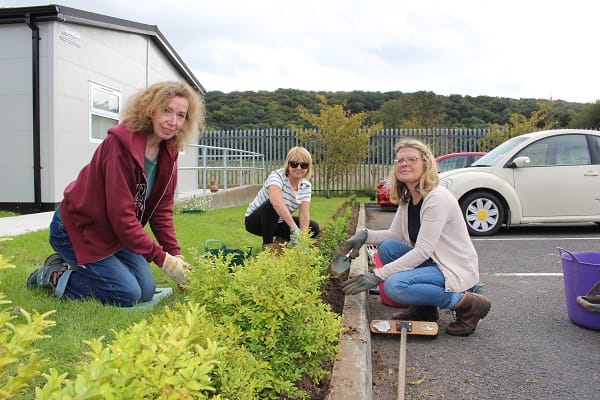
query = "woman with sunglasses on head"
xmin=245 ymin=146 xmax=320 ymax=250
xmin=341 ymin=138 xmax=491 ymax=336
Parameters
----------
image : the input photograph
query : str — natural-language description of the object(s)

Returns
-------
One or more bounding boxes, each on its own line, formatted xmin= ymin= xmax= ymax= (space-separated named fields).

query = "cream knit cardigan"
xmin=368 ymin=185 xmax=479 ymax=293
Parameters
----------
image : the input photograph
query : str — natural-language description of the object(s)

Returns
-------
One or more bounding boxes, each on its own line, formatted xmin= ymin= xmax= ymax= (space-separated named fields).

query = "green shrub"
xmin=0 ymin=247 xmax=56 ymax=400
xmin=186 ymin=239 xmax=342 ymax=399
xmin=317 ymin=203 xmax=353 ymax=263
xmin=35 ymin=303 xmax=223 ymax=399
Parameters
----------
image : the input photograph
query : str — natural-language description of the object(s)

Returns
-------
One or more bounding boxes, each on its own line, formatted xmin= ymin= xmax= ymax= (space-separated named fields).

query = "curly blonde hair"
xmin=389 ymin=138 xmax=439 ymax=205
xmin=122 ymin=81 xmax=205 ymax=150
xmin=283 ymin=146 xmax=313 ymax=179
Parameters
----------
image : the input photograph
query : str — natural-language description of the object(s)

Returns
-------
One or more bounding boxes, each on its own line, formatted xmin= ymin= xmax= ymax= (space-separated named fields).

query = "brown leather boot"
xmin=391 ymin=306 xmax=439 ymax=321
xmin=445 ymin=292 xmax=491 ymax=336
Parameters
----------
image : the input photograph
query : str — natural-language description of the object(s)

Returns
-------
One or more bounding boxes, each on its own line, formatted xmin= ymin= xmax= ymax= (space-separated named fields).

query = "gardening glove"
xmin=341 ymin=272 xmax=383 ymax=295
xmin=342 ymin=229 xmax=368 ymax=259
xmin=290 ymin=227 xmax=301 ymax=246
xmin=162 ymin=253 xmax=193 ymax=285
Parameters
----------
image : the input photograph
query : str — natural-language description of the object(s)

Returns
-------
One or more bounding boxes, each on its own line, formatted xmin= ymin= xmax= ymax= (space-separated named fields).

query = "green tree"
xmin=298 ymin=95 xmax=382 ymax=197
xmin=569 ymin=100 xmax=600 ymax=129
xmin=479 ymin=101 xmax=559 ymax=150
xmin=371 ymin=98 xmax=406 ymax=128
xmin=371 ymin=91 xmax=446 ymax=128
xmin=404 ymin=91 xmax=446 ymax=127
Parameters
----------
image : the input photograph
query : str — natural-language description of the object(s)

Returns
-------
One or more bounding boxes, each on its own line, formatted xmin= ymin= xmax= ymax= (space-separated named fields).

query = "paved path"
xmin=0 ymin=212 xmax=53 ymax=237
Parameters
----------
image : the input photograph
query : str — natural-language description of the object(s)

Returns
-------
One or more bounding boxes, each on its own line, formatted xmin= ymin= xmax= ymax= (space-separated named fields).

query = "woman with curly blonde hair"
xmin=341 ymin=138 xmax=491 ymax=336
xmin=28 ymin=81 xmax=204 ymax=307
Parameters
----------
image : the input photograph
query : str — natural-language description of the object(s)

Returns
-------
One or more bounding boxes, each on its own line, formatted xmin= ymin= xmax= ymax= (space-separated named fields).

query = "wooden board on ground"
xmin=370 ymin=320 xmax=439 ymax=336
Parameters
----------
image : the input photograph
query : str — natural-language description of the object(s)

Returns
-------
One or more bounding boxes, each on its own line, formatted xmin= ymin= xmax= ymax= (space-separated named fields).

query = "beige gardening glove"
xmin=161 ymin=253 xmax=193 ymax=285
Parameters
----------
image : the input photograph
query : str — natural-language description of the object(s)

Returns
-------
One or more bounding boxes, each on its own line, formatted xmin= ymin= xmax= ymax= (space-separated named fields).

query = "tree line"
xmin=204 ymin=89 xmax=600 ymax=131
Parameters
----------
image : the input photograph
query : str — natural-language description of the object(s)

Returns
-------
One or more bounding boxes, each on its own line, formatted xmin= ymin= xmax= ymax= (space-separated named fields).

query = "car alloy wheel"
xmin=460 ymin=191 xmax=505 ymax=236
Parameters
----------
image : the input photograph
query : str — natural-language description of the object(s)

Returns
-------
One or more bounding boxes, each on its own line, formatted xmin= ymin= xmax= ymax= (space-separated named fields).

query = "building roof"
xmin=0 ymin=4 xmax=206 ymax=94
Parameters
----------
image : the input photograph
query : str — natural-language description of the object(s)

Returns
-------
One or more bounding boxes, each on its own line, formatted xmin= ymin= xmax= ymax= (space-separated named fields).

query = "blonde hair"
xmin=122 ymin=81 xmax=205 ymax=150
xmin=283 ymin=146 xmax=313 ymax=179
xmin=389 ymin=138 xmax=439 ymax=205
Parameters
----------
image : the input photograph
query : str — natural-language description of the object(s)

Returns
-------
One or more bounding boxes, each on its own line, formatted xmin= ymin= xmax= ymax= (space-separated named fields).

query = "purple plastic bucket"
xmin=558 ymin=248 xmax=600 ymax=331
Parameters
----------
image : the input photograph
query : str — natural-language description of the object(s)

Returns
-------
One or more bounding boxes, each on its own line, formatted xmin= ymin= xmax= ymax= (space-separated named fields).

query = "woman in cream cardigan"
xmin=341 ymin=138 xmax=491 ymax=336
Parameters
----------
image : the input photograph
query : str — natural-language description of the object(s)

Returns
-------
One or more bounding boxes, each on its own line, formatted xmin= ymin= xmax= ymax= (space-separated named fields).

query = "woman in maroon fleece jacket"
xmin=26 ymin=81 xmax=204 ymax=307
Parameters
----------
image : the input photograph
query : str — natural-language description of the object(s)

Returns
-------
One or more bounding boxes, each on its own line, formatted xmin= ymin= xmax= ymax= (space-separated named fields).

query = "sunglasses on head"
xmin=289 ymin=160 xmax=309 ymax=169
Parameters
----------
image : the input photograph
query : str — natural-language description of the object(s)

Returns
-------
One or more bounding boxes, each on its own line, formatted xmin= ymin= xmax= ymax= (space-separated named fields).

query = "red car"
xmin=375 ymin=151 xmax=486 ymax=207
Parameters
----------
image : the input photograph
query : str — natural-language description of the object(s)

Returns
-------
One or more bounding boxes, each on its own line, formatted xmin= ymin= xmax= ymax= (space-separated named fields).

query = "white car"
xmin=439 ymin=129 xmax=600 ymax=235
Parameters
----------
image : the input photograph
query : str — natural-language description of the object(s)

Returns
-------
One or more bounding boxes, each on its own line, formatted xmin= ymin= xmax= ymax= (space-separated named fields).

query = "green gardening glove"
xmin=290 ymin=227 xmax=301 ymax=246
xmin=341 ymin=272 xmax=383 ymax=295
xmin=342 ymin=229 xmax=368 ymax=259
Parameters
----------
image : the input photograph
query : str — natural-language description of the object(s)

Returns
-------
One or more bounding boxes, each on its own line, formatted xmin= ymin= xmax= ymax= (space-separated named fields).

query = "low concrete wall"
xmin=177 ymin=185 xmax=261 ymax=210
xmin=208 ymin=185 xmax=261 ymax=209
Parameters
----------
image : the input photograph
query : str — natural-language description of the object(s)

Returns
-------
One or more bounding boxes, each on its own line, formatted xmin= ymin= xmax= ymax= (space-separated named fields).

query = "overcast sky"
xmin=4 ymin=0 xmax=599 ymax=103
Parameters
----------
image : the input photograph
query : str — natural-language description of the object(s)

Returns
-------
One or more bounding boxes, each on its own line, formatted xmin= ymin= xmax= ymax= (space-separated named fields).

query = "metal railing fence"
xmin=180 ymin=144 xmax=265 ymax=192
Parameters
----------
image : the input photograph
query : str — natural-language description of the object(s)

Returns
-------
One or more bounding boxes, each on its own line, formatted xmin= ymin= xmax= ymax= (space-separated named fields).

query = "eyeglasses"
xmin=394 ymin=157 xmax=423 ymax=165
xmin=289 ymin=160 xmax=309 ymax=169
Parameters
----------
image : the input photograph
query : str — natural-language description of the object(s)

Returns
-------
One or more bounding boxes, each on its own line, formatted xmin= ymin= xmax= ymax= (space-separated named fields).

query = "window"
xmin=89 ymin=81 xmax=121 ymax=142
xmin=515 ymin=134 xmax=590 ymax=166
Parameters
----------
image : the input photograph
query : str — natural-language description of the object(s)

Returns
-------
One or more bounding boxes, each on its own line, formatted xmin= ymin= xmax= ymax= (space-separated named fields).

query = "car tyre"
xmin=460 ymin=191 xmax=505 ymax=236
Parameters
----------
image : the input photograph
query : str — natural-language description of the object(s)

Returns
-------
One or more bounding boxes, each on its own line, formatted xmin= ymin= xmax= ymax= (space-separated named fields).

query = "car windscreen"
xmin=471 ymin=136 xmax=529 ymax=167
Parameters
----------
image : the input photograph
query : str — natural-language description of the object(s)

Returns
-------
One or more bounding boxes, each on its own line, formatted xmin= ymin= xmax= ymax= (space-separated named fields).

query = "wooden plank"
xmin=370 ymin=320 xmax=439 ymax=336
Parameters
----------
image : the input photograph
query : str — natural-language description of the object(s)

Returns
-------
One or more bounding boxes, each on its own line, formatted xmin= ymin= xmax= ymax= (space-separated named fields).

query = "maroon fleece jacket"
xmin=60 ymin=123 xmax=181 ymax=266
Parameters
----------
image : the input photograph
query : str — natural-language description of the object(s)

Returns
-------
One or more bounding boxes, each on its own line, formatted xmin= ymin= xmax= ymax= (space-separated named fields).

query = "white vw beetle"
xmin=439 ymin=129 xmax=600 ymax=235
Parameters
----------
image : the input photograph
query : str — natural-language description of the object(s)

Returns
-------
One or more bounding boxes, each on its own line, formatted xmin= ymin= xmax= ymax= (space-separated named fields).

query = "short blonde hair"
xmin=389 ymin=138 xmax=439 ymax=205
xmin=122 ymin=81 xmax=205 ymax=150
xmin=283 ymin=146 xmax=313 ymax=179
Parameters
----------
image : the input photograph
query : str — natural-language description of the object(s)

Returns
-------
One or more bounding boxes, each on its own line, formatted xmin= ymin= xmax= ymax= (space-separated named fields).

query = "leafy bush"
xmin=186 ymin=238 xmax=342 ymax=399
xmin=0 ymin=246 xmax=56 ymax=400
xmin=35 ymin=303 xmax=229 ymax=399
xmin=317 ymin=202 xmax=353 ymax=262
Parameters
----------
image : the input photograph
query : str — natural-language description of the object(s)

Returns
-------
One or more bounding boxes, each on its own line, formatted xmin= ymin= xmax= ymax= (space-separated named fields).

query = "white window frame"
xmin=89 ymin=81 xmax=121 ymax=143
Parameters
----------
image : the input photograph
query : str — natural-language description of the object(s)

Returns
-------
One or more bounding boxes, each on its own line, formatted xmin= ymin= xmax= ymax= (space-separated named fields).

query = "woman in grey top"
xmin=342 ymin=138 xmax=491 ymax=336
xmin=245 ymin=146 xmax=320 ymax=250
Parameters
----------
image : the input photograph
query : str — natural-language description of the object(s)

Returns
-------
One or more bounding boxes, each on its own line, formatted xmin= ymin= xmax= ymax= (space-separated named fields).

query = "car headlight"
xmin=440 ymin=177 xmax=452 ymax=189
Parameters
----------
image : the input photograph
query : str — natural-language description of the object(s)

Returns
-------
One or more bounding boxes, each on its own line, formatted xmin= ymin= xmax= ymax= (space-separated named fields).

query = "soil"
xmin=284 ymin=202 xmax=359 ymax=400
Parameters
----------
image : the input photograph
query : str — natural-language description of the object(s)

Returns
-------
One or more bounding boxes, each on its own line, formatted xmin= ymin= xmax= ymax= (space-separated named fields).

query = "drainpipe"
xmin=25 ymin=13 xmax=42 ymax=211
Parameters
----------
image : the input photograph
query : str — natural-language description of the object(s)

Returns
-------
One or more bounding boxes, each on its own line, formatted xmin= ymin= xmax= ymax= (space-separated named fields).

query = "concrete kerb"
xmin=327 ymin=203 xmax=371 ymax=400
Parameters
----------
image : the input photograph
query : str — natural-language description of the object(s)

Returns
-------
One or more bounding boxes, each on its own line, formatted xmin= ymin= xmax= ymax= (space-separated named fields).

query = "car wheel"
xmin=459 ymin=191 xmax=505 ymax=236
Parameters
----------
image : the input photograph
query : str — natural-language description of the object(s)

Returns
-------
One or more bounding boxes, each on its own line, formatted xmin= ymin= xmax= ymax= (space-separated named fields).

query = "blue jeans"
xmin=378 ymin=238 xmax=463 ymax=309
xmin=49 ymin=210 xmax=156 ymax=307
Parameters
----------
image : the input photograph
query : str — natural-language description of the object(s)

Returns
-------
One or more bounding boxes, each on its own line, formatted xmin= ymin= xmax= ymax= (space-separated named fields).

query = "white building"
xmin=0 ymin=4 xmax=205 ymax=213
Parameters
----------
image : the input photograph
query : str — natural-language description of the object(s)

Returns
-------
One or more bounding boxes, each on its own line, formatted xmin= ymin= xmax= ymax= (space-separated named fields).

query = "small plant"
xmin=176 ymin=194 xmax=212 ymax=214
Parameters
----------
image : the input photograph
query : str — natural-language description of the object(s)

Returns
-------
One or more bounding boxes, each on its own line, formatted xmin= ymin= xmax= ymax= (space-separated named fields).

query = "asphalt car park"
xmin=365 ymin=203 xmax=599 ymax=400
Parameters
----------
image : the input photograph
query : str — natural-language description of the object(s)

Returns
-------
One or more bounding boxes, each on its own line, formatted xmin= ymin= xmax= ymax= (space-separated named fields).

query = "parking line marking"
xmin=493 ymin=273 xmax=563 ymax=277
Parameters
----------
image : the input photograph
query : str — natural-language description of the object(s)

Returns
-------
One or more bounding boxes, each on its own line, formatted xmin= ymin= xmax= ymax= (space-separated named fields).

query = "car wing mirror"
xmin=507 ymin=156 xmax=531 ymax=168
